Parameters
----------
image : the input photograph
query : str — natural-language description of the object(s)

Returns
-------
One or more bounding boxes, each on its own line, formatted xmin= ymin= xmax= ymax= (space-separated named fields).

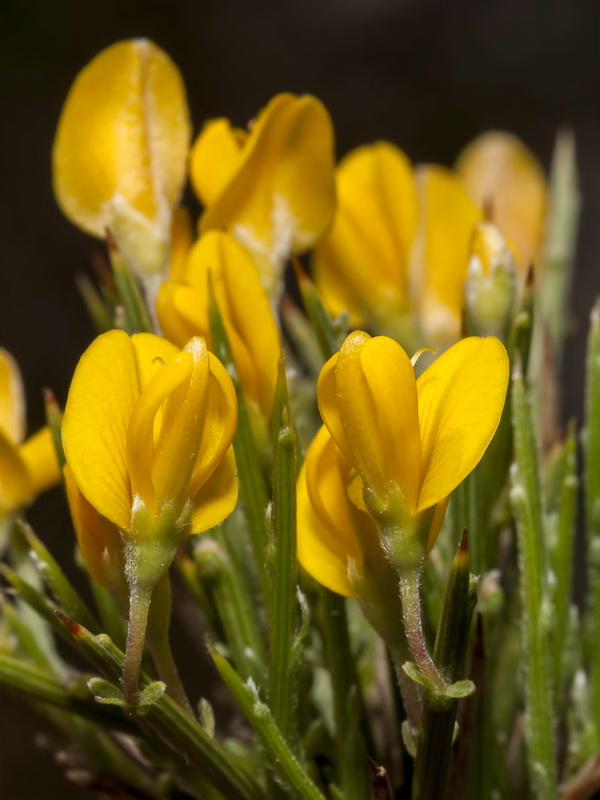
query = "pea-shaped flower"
xmin=190 ymin=93 xmax=336 ymax=298
xmin=62 ymin=330 xmax=237 ymax=703
xmin=53 ymin=40 xmax=191 ymax=281
xmin=157 ymin=231 xmax=280 ymax=423
xmin=299 ymin=331 xmax=508 ymax=696
xmin=0 ymin=349 xmax=60 ymax=523
xmin=313 ymin=142 xmax=482 ymax=351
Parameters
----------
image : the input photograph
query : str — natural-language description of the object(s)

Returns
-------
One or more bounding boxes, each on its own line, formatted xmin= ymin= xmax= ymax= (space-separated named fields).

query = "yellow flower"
xmin=411 ymin=166 xmax=482 ymax=349
xmin=456 ymin=131 xmax=547 ymax=272
xmin=0 ymin=349 xmax=60 ymax=517
xmin=313 ymin=143 xmax=481 ymax=350
xmin=157 ymin=231 xmax=280 ymax=421
xmin=298 ymin=332 xmax=509 ymax=595
xmin=62 ymin=330 xmax=238 ymax=540
xmin=312 ymin=141 xmax=418 ymax=332
xmin=190 ymin=93 xmax=336 ymax=297
xmin=52 ymin=40 xmax=191 ymax=279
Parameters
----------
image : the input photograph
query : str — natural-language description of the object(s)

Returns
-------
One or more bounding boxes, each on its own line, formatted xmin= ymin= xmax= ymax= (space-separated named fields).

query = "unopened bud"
xmin=465 ymin=222 xmax=516 ymax=339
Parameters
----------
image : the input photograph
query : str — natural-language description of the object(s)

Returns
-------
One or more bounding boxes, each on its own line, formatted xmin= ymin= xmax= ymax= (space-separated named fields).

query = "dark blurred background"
xmin=1 ymin=0 xmax=599 ymax=796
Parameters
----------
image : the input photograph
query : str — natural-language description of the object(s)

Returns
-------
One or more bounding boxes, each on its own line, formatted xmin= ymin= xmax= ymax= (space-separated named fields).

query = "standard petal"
xmin=359 ymin=336 xmax=421 ymax=511
xmin=169 ymin=206 xmax=194 ymax=281
xmin=411 ymin=166 xmax=481 ymax=349
xmin=456 ymin=132 xmax=547 ymax=272
xmin=416 ymin=336 xmax=509 ymax=511
xmin=190 ymin=118 xmax=245 ymax=208
xmin=317 ymin=347 xmax=358 ymax=467
xmin=190 ymin=446 xmax=238 ymax=533
xmin=0 ymin=348 xmax=25 ymax=444
xmin=18 ymin=427 xmax=61 ymax=496
xmin=63 ymin=330 xmax=141 ymax=530
xmin=156 ymin=282 xmax=205 ymax=347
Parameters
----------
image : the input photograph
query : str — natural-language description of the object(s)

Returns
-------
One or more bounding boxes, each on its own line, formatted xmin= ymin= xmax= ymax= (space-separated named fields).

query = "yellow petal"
xmin=0 ymin=429 xmax=31 ymax=512
xmin=359 ymin=336 xmax=421 ymax=511
xmin=156 ymin=282 xmax=205 ymax=347
xmin=297 ymin=426 xmax=360 ymax=597
xmin=160 ymin=231 xmax=280 ymax=418
xmin=416 ymin=336 xmax=509 ymax=511
xmin=456 ymin=132 xmax=547 ymax=271
xmin=127 ymin=349 xmax=196 ymax=511
xmin=188 ymin=351 xmax=238 ymax=498
xmin=0 ymin=348 xmax=25 ymax=444
xmin=411 ymin=166 xmax=482 ymax=349
xmin=190 ymin=446 xmax=238 ymax=534
xmin=63 ymin=329 xmax=141 ymax=531
xmin=200 ymin=93 xmax=336 ymax=293
xmin=169 ymin=206 xmax=194 ymax=282
xmin=53 ymin=39 xmax=191 ymax=276
xmin=190 ymin=118 xmax=246 ymax=208
xmin=18 ymin=427 xmax=60 ymax=497
xmin=313 ymin=142 xmax=417 ymax=324
xmin=64 ymin=464 xmax=110 ymax=587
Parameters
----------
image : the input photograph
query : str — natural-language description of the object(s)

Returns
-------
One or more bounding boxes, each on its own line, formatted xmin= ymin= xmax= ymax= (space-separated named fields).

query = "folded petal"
xmin=53 ymin=39 xmax=191 ymax=276
xmin=359 ymin=336 xmax=421 ymax=511
xmin=416 ymin=336 xmax=509 ymax=511
xmin=456 ymin=132 xmax=547 ymax=272
xmin=200 ymin=94 xmax=336 ymax=293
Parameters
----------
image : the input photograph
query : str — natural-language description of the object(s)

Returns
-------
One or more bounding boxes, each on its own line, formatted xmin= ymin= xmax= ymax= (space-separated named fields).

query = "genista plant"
xmin=1 ymin=37 xmax=593 ymax=800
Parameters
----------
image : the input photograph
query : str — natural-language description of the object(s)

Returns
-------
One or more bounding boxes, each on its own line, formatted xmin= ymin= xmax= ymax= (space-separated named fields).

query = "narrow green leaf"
xmin=208 ymin=276 xmax=271 ymax=606
xmin=584 ymin=300 xmax=600 ymax=740
xmin=56 ymin=614 xmax=264 ymax=800
xmin=292 ymin=259 xmax=347 ymax=362
xmin=108 ymin=234 xmax=154 ymax=334
xmin=211 ymin=646 xmax=328 ymax=800
xmin=510 ymin=362 xmax=557 ymax=799
xmin=17 ymin=520 xmax=100 ymax=634
xmin=551 ymin=420 xmax=578 ymax=693
xmin=541 ymin=129 xmax=580 ymax=353
xmin=269 ymin=355 xmax=299 ymax=747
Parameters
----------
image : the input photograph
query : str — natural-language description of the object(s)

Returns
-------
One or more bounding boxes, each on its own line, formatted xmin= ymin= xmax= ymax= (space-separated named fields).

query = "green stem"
xmin=412 ymin=533 xmax=475 ymax=800
xmin=398 ymin=566 xmax=446 ymax=693
xmin=122 ymin=580 xmax=153 ymax=706
xmin=147 ymin=573 xmax=193 ymax=715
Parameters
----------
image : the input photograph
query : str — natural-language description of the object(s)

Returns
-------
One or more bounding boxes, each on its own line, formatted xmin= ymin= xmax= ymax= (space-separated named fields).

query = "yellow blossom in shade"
xmin=410 ymin=166 xmax=482 ymax=350
xmin=62 ymin=330 xmax=238 ymax=539
xmin=456 ymin=132 xmax=547 ymax=272
xmin=52 ymin=39 xmax=191 ymax=279
xmin=157 ymin=231 xmax=281 ymax=421
xmin=169 ymin=206 xmax=194 ymax=282
xmin=313 ymin=141 xmax=419 ymax=332
xmin=191 ymin=93 xmax=336 ymax=297
xmin=298 ymin=331 xmax=509 ymax=595
xmin=0 ymin=349 xmax=60 ymax=516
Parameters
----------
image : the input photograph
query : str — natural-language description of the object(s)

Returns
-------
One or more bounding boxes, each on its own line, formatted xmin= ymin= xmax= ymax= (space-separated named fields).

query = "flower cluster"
xmin=0 ymin=36 xmax=589 ymax=800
